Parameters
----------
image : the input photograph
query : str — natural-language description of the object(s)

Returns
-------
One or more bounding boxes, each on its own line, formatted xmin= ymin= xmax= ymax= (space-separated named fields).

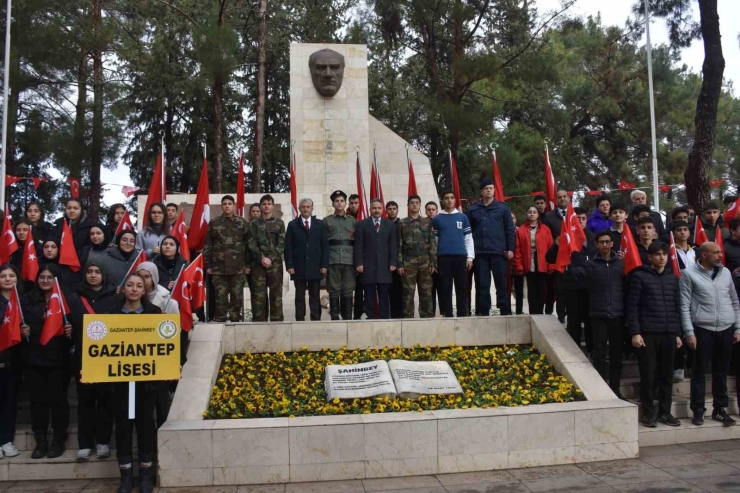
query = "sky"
xmin=89 ymin=0 xmax=740 ymax=210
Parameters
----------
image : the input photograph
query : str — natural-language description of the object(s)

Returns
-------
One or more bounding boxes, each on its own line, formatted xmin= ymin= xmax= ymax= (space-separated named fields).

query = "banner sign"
xmin=81 ymin=314 xmax=181 ymax=383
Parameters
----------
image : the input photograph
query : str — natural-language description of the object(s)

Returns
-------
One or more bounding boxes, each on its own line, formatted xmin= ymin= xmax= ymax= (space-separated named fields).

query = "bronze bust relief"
xmin=308 ymin=49 xmax=345 ymax=98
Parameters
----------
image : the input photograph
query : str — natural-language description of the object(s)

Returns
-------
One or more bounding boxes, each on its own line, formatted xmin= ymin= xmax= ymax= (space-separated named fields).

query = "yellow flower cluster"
xmin=205 ymin=345 xmax=584 ymax=419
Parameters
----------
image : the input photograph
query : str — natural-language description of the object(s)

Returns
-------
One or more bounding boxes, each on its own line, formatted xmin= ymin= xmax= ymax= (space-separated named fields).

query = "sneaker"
xmin=673 ymin=369 xmax=684 ymax=383
xmin=77 ymin=448 xmax=92 ymax=461
xmin=712 ymin=408 xmax=737 ymax=426
xmin=641 ymin=416 xmax=657 ymax=428
xmin=96 ymin=444 xmax=111 ymax=459
xmin=692 ymin=408 xmax=705 ymax=426
xmin=1 ymin=442 xmax=19 ymax=457
xmin=659 ymin=413 xmax=681 ymax=427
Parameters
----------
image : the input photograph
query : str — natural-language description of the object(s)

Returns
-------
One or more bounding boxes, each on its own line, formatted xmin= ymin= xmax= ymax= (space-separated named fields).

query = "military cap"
xmin=330 ymin=190 xmax=347 ymax=201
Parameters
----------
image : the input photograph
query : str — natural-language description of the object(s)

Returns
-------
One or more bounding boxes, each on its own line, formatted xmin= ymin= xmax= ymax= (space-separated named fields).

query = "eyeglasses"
xmin=597 ymin=240 xmax=613 ymax=245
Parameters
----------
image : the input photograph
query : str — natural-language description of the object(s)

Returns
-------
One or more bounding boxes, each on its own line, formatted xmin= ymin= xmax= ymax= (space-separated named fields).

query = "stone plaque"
xmin=388 ymin=360 xmax=463 ymax=399
xmin=324 ymin=360 xmax=397 ymax=401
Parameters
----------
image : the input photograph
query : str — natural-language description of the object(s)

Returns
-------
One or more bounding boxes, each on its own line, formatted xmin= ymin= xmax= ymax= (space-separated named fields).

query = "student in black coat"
xmin=38 ymin=238 xmax=81 ymax=291
xmin=10 ymin=221 xmax=40 ymax=291
xmin=0 ymin=264 xmax=23 ymax=458
xmin=20 ymin=265 xmax=74 ymax=459
xmin=24 ymin=201 xmax=53 ymax=246
xmin=354 ymin=199 xmax=398 ymax=319
xmin=285 ymin=199 xmax=329 ymax=321
xmin=52 ymin=198 xmax=95 ymax=251
xmin=105 ymin=273 xmax=162 ymax=493
xmin=78 ymin=224 xmax=111 ymax=267
xmin=151 ymin=235 xmax=188 ymax=291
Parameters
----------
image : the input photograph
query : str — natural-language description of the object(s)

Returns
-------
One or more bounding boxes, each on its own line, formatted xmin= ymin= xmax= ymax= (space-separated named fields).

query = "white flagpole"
xmin=644 ymin=0 xmax=660 ymax=213
xmin=161 ymin=137 xmax=165 ymax=202
xmin=164 ymin=264 xmax=186 ymax=312
xmin=0 ymin=0 xmax=12 ymax=207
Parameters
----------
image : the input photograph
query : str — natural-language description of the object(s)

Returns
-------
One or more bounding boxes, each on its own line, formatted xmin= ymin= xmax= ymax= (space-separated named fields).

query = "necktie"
xmin=304 ymin=219 xmax=309 ymax=231
xmin=561 ymin=209 xmax=566 ymax=217
xmin=375 ymin=220 xmax=380 ymax=232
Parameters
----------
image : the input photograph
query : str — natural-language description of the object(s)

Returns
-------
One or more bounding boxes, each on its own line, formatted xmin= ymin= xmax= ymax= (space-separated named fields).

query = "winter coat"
xmin=285 ymin=217 xmax=330 ymax=281
xmin=545 ymin=230 xmax=597 ymax=290
xmin=354 ymin=217 xmax=398 ymax=285
xmin=586 ymin=210 xmax=613 ymax=235
xmin=20 ymin=288 xmax=81 ymax=368
xmin=679 ymin=262 xmax=740 ymax=336
xmin=574 ymin=251 xmax=625 ymax=319
xmin=626 ymin=210 xmax=665 ymax=238
xmin=27 ymin=221 xmax=54 ymax=245
xmin=52 ymin=215 xmax=95 ymax=251
xmin=513 ymin=224 xmax=553 ymax=274
xmin=79 ymin=244 xmax=111 ymax=268
xmin=626 ymin=265 xmax=681 ymax=336
xmin=135 ymin=226 xmax=169 ymax=258
xmin=151 ymin=254 xmax=188 ymax=290
xmin=103 ymin=247 xmax=143 ymax=287
xmin=466 ymin=200 xmax=516 ymax=255
xmin=724 ymin=237 xmax=740 ymax=272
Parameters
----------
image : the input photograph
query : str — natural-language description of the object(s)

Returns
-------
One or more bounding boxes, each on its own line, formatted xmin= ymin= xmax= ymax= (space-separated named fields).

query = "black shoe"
xmin=692 ymin=408 xmax=705 ymax=426
xmin=712 ymin=408 xmax=736 ymax=426
xmin=117 ymin=467 xmax=134 ymax=493
xmin=659 ymin=413 xmax=681 ymax=427
xmin=139 ymin=465 xmax=155 ymax=493
xmin=46 ymin=439 xmax=65 ymax=459
xmin=31 ymin=436 xmax=48 ymax=459
xmin=641 ymin=416 xmax=657 ymax=428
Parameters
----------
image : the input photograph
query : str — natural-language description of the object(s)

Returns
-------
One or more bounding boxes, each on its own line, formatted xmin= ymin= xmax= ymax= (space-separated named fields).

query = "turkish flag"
xmin=370 ymin=151 xmax=387 ymax=217
xmin=171 ymin=210 xmax=190 ymax=262
xmin=40 ymin=280 xmax=70 ymax=346
xmin=621 ymin=224 xmax=642 ymax=274
xmin=170 ymin=265 xmax=193 ymax=332
xmin=554 ymin=217 xmax=572 ymax=273
xmin=236 ymin=153 xmax=246 ymax=218
xmin=67 ymin=178 xmax=80 ymax=198
xmin=492 ymin=151 xmax=505 ymax=201
xmin=355 ymin=154 xmax=370 ymax=221
xmin=114 ymin=210 xmax=135 ymax=237
xmin=0 ymin=286 xmax=22 ymax=352
xmin=658 ymin=185 xmax=672 ymax=193
xmin=31 ymin=178 xmax=47 ymax=190
xmin=142 ymin=151 xmax=166 ymax=227
xmin=59 ymin=220 xmax=81 ymax=272
xmin=693 ymin=216 xmax=708 ymax=247
xmin=122 ymin=185 xmax=140 ymax=198
xmin=408 ymin=157 xmax=418 ymax=198
xmin=618 ymin=181 xmax=636 ymax=190
xmin=123 ymin=250 xmax=148 ymax=282
xmin=0 ymin=212 xmax=18 ymax=264
xmin=566 ymin=202 xmax=587 ymax=253
xmin=186 ymin=254 xmax=205 ymax=309
xmin=21 ymin=227 xmax=39 ymax=282
xmin=669 ymin=232 xmax=681 ymax=278
xmin=724 ymin=197 xmax=740 ymax=224
xmin=716 ymin=226 xmax=726 ymax=266
xmin=544 ymin=146 xmax=557 ymax=212
xmin=5 ymin=175 xmax=23 ymax=186
xmin=587 ymin=190 xmax=603 ymax=197
xmin=188 ymin=156 xmax=210 ymax=252
xmin=290 ymin=151 xmax=298 ymax=219
xmin=450 ymin=150 xmax=463 ymax=212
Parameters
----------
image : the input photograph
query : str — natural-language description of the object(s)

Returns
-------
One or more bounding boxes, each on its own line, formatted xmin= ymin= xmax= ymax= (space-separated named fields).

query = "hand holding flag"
xmin=21 ymin=227 xmax=39 ymax=281
xmin=40 ymin=279 xmax=71 ymax=345
xmin=0 ymin=210 xmax=18 ymax=264
xmin=171 ymin=210 xmax=190 ymax=262
xmin=669 ymin=232 xmax=681 ymax=278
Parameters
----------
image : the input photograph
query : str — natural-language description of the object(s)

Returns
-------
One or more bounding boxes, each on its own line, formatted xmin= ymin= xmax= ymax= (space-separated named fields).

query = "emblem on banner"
xmin=158 ymin=320 xmax=178 ymax=340
xmin=86 ymin=320 xmax=108 ymax=341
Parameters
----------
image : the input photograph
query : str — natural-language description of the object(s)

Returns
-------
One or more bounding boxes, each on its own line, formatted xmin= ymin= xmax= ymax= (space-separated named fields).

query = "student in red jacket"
xmin=514 ymin=206 xmax=554 ymax=314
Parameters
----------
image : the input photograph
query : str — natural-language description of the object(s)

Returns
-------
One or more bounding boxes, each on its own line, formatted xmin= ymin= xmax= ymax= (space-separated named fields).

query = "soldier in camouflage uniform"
xmin=324 ymin=190 xmax=356 ymax=320
xmin=398 ymin=194 xmax=438 ymax=318
xmin=248 ymin=194 xmax=286 ymax=321
xmin=204 ymin=195 xmax=250 ymax=322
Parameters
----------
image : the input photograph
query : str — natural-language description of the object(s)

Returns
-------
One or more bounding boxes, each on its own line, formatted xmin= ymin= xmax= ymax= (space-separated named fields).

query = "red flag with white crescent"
xmin=566 ymin=202 xmax=587 ymax=253
xmin=170 ymin=265 xmax=193 ymax=332
xmin=554 ymin=218 xmax=572 ymax=273
xmin=0 ymin=212 xmax=18 ymax=265
xmin=0 ymin=285 xmax=22 ymax=352
xmin=185 ymin=254 xmax=205 ymax=309
xmin=68 ymin=178 xmax=81 ymax=198
xmin=188 ymin=155 xmax=211 ymax=251
xmin=669 ymin=232 xmax=681 ymax=278
xmin=544 ymin=146 xmax=557 ymax=212
xmin=621 ymin=225 xmax=642 ymax=274
xmin=693 ymin=216 xmax=708 ymax=247
xmin=236 ymin=153 xmax=246 ymax=218
xmin=724 ymin=197 xmax=740 ymax=224
xmin=59 ymin=220 xmax=81 ymax=272
xmin=114 ymin=210 xmax=135 ymax=237
xmin=171 ymin=210 xmax=190 ymax=262
xmin=21 ymin=227 xmax=39 ymax=281
xmin=40 ymin=280 xmax=70 ymax=346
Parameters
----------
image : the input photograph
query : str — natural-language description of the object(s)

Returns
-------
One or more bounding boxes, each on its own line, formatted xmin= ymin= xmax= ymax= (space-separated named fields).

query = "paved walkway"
xmin=3 ymin=442 xmax=740 ymax=492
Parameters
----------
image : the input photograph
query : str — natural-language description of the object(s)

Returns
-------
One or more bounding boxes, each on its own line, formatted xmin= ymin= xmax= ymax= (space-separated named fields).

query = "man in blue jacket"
xmin=466 ymin=178 xmax=515 ymax=316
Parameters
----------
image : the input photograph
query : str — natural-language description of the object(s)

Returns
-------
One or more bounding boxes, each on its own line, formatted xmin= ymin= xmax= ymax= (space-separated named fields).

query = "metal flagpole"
xmin=644 ymin=0 xmax=660 ymax=213
xmin=0 ymin=0 xmax=12 ymax=207
xmin=161 ymin=137 xmax=165 ymax=202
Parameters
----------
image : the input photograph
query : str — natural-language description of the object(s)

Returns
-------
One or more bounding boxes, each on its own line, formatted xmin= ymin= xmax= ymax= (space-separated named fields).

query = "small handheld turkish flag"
xmin=621 ymin=225 xmax=642 ymax=274
xmin=68 ymin=178 xmax=80 ymax=198
xmin=21 ymin=227 xmax=39 ymax=281
xmin=0 ymin=211 xmax=18 ymax=264
xmin=59 ymin=221 xmax=81 ymax=272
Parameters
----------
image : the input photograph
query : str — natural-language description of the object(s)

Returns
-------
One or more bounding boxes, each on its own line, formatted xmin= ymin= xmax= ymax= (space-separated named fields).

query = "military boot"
xmin=341 ymin=296 xmax=354 ymax=320
xmin=329 ymin=296 xmax=340 ymax=320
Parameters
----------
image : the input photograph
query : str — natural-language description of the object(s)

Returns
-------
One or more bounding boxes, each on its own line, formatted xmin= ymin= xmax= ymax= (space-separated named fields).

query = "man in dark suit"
xmin=354 ymin=198 xmax=398 ymax=319
xmin=285 ymin=198 xmax=329 ymax=321
xmin=541 ymin=189 xmax=570 ymax=320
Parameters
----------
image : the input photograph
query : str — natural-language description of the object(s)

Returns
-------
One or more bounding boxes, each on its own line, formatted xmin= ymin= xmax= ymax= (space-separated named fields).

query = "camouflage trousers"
xmin=211 ymin=273 xmax=246 ymax=322
xmin=401 ymin=256 xmax=434 ymax=318
xmin=327 ymin=264 xmax=356 ymax=297
xmin=251 ymin=262 xmax=284 ymax=322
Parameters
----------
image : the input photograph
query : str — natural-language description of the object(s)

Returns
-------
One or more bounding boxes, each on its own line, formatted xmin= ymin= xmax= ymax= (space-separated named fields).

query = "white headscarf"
xmin=136 ymin=261 xmax=179 ymax=314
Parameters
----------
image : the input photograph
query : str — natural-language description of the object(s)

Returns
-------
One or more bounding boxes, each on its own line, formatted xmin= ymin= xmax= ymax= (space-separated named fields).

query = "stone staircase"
xmin=620 ymin=359 xmax=740 ymax=447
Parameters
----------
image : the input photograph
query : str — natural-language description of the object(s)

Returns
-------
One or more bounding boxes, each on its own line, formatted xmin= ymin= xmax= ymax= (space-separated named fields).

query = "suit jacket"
xmin=284 ymin=216 xmax=329 ymax=281
xmin=542 ymin=209 xmax=567 ymax=238
xmin=354 ymin=217 xmax=398 ymax=285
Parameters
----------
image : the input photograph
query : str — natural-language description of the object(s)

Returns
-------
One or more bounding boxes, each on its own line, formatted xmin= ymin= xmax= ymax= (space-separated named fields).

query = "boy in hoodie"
xmin=628 ymin=242 xmax=683 ymax=427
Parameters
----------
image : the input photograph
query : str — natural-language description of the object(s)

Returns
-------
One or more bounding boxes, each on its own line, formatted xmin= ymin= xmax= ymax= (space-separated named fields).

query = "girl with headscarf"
xmin=79 ymin=224 xmax=110 ymax=267
xmin=24 ymin=201 xmax=53 ymax=244
xmin=103 ymin=230 xmax=142 ymax=287
xmin=151 ymin=235 xmax=187 ymax=291
xmin=0 ymin=264 xmax=22 ymax=459
xmin=103 ymin=273 xmax=161 ymax=493
xmin=135 ymin=261 xmax=179 ymax=315
xmin=39 ymin=238 xmax=80 ymax=290
xmin=105 ymin=203 xmax=126 ymax=244
xmin=135 ymin=202 xmax=169 ymax=257
xmin=20 ymin=265 xmax=75 ymax=459
xmin=52 ymin=198 xmax=94 ymax=251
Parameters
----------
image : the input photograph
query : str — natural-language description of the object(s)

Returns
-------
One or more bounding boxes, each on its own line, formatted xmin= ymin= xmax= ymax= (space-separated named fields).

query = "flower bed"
xmin=205 ymin=345 xmax=584 ymax=419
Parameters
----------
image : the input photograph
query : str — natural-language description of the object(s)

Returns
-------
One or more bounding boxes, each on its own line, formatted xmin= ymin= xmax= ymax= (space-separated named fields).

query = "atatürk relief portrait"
xmin=308 ymin=49 xmax=345 ymax=98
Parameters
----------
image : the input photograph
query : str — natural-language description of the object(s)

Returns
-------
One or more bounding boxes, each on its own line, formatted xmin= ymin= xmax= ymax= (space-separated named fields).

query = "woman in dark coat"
xmin=103 ymin=231 xmax=142 ymax=287
xmin=52 ymin=198 xmax=95 ymax=251
xmin=39 ymin=238 xmax=81 ymax=290
xmin=78 ymin=224 xmax=110 ymax=267
xmin=20 ymin=265 xmax=74 ymax=459
xmin=151 ymin=235 xmax=187 ymax=291
xmin=0 ymin=264 xmax=22 ymax=458
xmin=105 ymin=273 xmax=162 ymax=493
xmin=105 ymin=203 xmax=126 ymax=244
xmin=24 ymin=201 xmax=53 ymax=245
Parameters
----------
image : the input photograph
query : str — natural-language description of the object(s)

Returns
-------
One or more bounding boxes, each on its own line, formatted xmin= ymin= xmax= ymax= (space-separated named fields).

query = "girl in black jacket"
xmin=79 ymin=224 xmax=111 ymax=267
xmin=106 ymin=273 xmax=162 ymax=493
xmin=39 ymin=238 xmax=81 ymax=290
xmin=24 ymin=201 xmax=53 ymax=245
xmin=52 ymin=198 xmax=94 ymax=251
xmin=20 ymin=265 xmax=73 ymax=459
xmin=151 ymin=235 xmax=187 ymax=291
xmin=0 ymin=264 xmax=22 ymax=458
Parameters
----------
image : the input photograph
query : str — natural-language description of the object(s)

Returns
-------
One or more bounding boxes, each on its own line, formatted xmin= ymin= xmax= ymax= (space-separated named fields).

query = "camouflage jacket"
xmin=398 ymin=215 xmax=437 ymax=269
xmin=324 ymin=212 xmax=356 ymax=265
xmin=204 ymin=215 xmax=250 ymax=274
xmin=248 ymin=216 xmax=286 ymax=264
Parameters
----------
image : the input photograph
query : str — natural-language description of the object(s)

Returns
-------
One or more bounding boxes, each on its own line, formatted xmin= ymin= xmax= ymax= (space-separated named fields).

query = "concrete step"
xmin=630 ymin=394 xmax=739 ymax=419
xmin=13 ymin=424 xmax=133 ymax=452
xmin=0 ymin=449 xmax=133 ymax=481
xmin=620 ymin=375 xmax=737 ymax=400
xmin=639 ymin=413 xmax=740 ymax=447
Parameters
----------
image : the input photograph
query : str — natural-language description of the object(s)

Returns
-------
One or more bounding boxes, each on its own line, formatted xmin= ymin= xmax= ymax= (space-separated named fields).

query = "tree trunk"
xmin=89 ymin=0 xmax=103 ymax=221
xmin=164 ymin=104 xmax=174 ymax=189
xmin=684 ymin=0 xmax=725 ymax=213
xmin=73 ymin=51 xmax=88 ymax=179
xmin=213 ymin=71 xmax=224 ymax=193
xmin=252 ymin=0 xmax=267 ymax=193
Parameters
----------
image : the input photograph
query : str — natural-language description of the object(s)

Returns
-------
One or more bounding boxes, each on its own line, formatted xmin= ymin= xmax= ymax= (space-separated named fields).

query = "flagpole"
xmin=14 ymin=282 xmax=28 ymax=342
xmin=164 ymin=264 xmax=186 ymax=312
xmin=119 ymin=250 xmax=144 ymax=288
xmin=644 ymin=0 xmax=660 ymax=213
xmin=54 ymin=278 xmax=69 ymax=326
xmin=161 ymin=137 xmax=165 ymax=202
xmin=0 ymin=0 xmax=11 ymax=207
